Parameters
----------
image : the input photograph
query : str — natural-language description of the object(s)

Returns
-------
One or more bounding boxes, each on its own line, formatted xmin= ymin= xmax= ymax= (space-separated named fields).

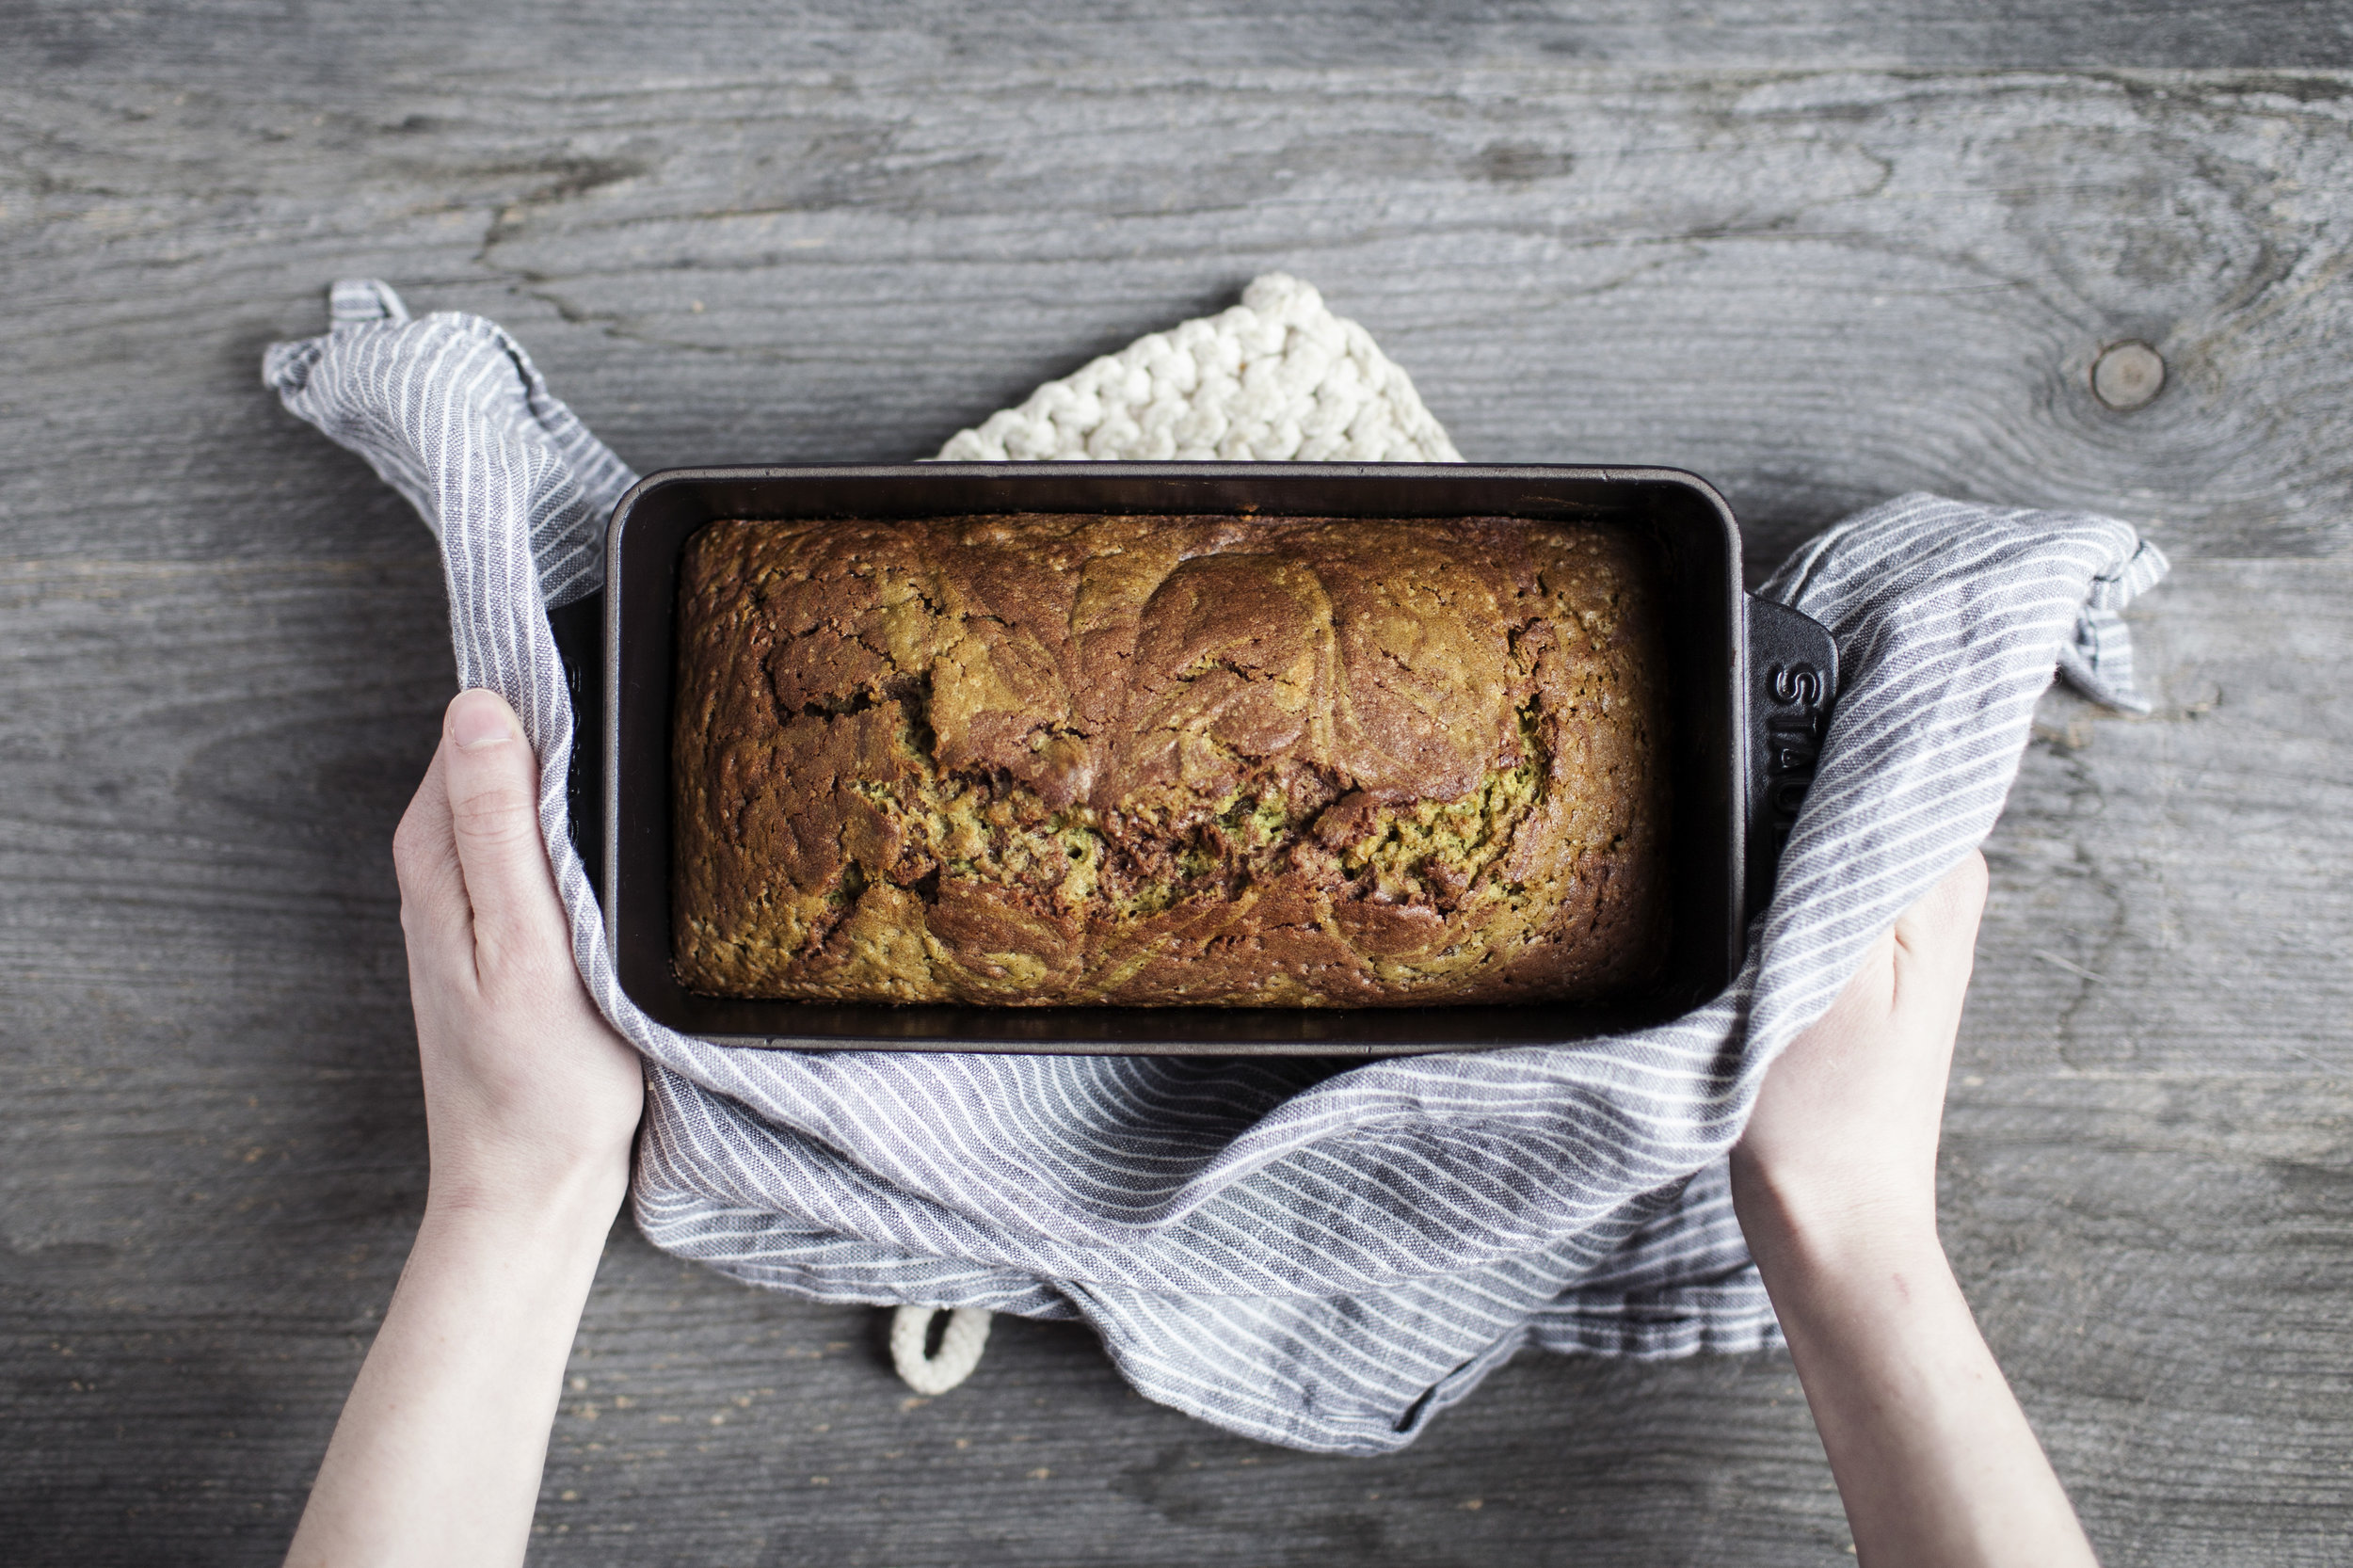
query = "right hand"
xmin=1731 ymin=850 xmax=1989 ymax=1247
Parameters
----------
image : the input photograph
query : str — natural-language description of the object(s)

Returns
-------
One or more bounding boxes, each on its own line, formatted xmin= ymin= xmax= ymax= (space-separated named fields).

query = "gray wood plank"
xmin=8 ymin=0 xmax=2351 ymax=77
xmin=1972 ymin=559 xmax=2353 ymax=1075
xmin=4 ymin=69 xmax=2352 ymax=569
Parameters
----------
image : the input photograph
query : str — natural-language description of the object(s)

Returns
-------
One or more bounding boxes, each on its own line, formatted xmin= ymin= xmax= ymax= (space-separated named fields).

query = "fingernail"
xmin=449 ymin=691 xmax=516 ymax=750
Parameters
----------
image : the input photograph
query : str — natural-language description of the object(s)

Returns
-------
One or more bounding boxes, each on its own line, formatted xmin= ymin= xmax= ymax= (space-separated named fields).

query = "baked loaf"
xmin=671 ymin=514 xmax=1667 ymax=1006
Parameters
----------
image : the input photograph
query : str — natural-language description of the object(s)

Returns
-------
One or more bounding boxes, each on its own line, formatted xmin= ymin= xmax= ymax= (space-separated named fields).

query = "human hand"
xmin=285 ymin=691 xmax=645 ymax=1567
xmin=1731 ymin=850 xmax=1989 ymax=1251
xmin=391 ymin=689 xmax=643 ymax=1215
xmin=1728 ymin=853 xmax=2098 ymax=1568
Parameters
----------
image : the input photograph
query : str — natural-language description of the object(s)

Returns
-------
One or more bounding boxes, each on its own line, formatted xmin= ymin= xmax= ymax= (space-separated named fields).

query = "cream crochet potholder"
xmin=934 ymin=273 xmax=1462 ymax=464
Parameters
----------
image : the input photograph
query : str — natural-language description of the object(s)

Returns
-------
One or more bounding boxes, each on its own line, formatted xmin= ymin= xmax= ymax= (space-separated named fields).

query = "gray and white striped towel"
xmin=264 ymin=276 xmax=2166 ymax=1455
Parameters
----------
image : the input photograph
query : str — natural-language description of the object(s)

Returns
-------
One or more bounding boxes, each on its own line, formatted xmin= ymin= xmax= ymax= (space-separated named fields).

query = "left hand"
xmin=391 ymin=689 xmax=644 ymax=1212
xmin=284 ymin=691 xmax=642 ymax=1567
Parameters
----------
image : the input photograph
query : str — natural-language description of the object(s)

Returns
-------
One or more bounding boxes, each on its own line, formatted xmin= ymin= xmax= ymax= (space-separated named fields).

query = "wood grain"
xmin=8 ymin=0 xmax=2352 ymax=75
xmin=1973 ymin=560 xmax=2353 ymax=1075
xmin=5 ymin=65 xmax=2352 ymax=568
xmin=3 ymin=11 xmax=2349 ymax=1562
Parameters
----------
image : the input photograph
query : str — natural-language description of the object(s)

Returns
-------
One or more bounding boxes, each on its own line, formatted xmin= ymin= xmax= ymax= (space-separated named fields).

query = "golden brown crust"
xmin=671 ymin=514 xmax=1668 ymax=1006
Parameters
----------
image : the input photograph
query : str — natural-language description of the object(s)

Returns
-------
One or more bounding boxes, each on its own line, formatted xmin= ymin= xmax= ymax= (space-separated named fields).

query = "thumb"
xmin=441 ymin=688 xmax=566 ymax=984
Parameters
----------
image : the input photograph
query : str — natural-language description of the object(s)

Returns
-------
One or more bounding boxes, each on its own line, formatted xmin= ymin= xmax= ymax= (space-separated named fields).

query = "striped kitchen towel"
xmin=264 ymin=275 xmax=2166 ymax=1455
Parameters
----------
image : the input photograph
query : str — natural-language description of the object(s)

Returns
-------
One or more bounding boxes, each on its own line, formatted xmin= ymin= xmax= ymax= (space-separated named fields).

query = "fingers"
xmin=439 ymin=689 xmax=571 ymax=988
xmin=1794 ymin=852 xmax=1988 ymax=1054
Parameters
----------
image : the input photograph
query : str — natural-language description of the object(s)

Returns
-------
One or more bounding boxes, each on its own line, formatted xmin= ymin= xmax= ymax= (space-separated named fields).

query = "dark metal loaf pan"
xmin=555 ymin=462 xmax=1835 ymax=1056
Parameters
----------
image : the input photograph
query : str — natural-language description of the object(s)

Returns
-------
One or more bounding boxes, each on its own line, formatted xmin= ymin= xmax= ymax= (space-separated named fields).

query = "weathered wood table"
xmin=6 ymin=6 xmax=2349 ymax=1562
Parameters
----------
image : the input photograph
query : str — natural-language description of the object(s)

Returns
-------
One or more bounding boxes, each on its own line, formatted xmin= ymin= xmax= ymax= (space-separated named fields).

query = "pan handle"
xmin=547 ymin=589 xmax=606 ymax=904
xmin=1745 ymin=595 xmax=1837 ymax=920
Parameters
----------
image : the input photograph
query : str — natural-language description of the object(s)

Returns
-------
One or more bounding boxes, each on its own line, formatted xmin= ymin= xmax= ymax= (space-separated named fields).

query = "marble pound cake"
xmin=670 ymin=513 xmax=1670 ymax=1006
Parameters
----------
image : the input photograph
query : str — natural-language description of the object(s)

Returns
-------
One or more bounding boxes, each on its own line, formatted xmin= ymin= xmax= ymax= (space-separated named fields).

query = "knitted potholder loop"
xmin=889 ymin=1304 xmax=995 ymax=1397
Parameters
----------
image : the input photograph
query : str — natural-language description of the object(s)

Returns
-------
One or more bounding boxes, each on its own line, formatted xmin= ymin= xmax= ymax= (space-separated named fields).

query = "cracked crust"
xmin=671 ymin=514 xmax=1668 ymax=1006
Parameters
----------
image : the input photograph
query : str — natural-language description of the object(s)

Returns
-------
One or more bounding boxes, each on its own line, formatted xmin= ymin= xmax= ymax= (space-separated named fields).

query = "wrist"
xmin=408 ymin=1180 xmax=624 ymax=1318
xmin=424 ymin=1144 xmax=631 ymax=1244
xmin=1731 ymin=1144 xmax=1943 ymax=1283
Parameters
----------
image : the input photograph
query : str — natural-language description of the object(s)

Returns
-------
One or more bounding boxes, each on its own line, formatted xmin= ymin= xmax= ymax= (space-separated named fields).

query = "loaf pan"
xmin=556 ymin=462 xmax=1835 ymax=1055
